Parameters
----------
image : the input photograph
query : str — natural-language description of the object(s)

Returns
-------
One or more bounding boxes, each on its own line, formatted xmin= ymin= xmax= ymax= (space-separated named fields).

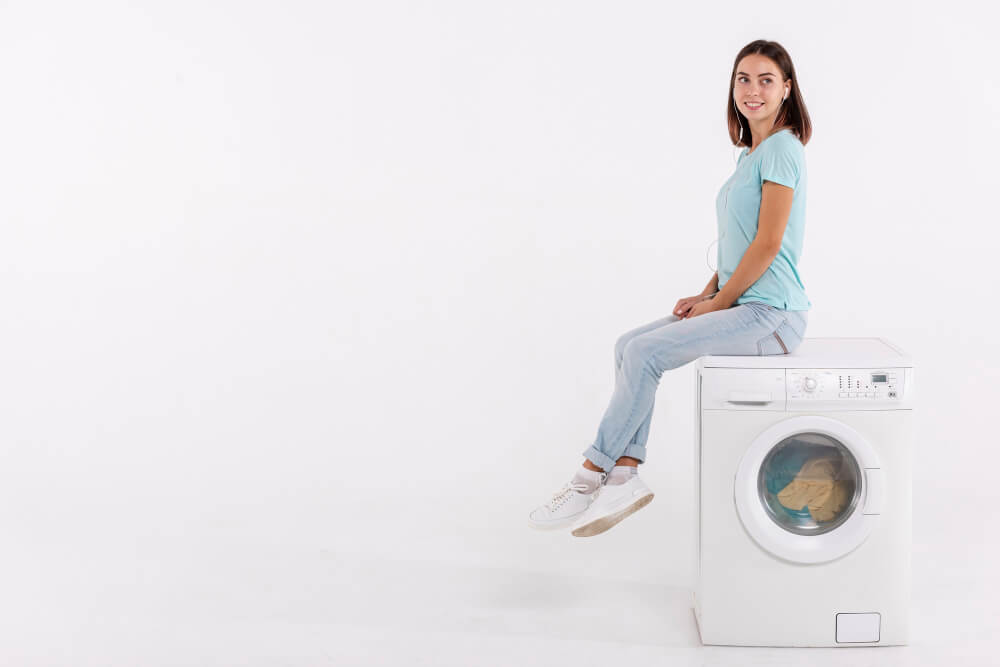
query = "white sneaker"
xmin=570 ymin=475 xmax=654 ymax=537
xmin=529 ymin=473 xmax=607 ymax=530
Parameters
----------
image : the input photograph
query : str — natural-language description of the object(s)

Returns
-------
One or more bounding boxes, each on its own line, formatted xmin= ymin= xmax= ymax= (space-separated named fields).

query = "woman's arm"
xmin=712 ymin=181 xmax=794 ymax=308
xmin=701 ymin=272 xmax=719 ymax=296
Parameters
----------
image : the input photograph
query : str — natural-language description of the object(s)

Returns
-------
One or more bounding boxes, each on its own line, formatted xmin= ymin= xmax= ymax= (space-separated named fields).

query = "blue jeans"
xmin=582 ymin=302 xmax=808 ymax=471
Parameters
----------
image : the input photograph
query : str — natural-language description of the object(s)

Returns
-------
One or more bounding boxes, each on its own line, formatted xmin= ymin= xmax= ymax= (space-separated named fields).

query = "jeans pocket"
xmin=756 ymin=318 xmax=802 ymax=356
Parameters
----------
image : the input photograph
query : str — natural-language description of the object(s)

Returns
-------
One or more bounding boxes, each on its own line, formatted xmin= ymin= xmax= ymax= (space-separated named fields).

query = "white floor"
xmin=3 ymin=486 xmax=997 ymax=666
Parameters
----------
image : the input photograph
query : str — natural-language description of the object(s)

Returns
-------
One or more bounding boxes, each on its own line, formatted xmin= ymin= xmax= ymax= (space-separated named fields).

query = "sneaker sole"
xmin=571 ymin=492 xmax=654 ymax=537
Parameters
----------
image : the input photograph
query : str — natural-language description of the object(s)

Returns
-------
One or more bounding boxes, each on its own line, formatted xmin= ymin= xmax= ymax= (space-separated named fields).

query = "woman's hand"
xmin=685 ymin=297 xmax=725 ymax=319
xmin=673 ymin=293 xmax=716 ymax=319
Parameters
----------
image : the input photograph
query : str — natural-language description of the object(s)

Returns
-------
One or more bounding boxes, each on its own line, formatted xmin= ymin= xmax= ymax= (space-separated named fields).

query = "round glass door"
xmin=734 ymin=416 xmax=883 ymax=564
xmin=758 ymin=432 xmax=862 ymax=536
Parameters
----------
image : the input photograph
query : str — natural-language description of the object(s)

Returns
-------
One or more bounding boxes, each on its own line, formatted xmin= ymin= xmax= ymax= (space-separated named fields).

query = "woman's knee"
xmin=621 ymin=335 xmax=659 ymax=368
xmin=614 ymin=332 xmax=633 ymax=366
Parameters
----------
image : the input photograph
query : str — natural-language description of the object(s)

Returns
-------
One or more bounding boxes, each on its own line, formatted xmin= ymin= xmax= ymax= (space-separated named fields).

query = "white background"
xmin=1 ymin=0 xmax=998 ymax=664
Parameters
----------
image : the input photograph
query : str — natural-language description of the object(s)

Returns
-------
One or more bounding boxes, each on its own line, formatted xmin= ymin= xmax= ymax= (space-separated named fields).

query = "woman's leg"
xmin=581 ymin=315 xmax=680 ymax=473
xmin=612 ymin=314 xmax=683 ymax=466
xmin=582 ymin=302 xmax=793 ymax=472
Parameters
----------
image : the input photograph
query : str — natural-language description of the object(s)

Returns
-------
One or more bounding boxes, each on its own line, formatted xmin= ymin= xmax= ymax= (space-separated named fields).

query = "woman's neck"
xmin=747 ymin=125 xmax=790 ymax=153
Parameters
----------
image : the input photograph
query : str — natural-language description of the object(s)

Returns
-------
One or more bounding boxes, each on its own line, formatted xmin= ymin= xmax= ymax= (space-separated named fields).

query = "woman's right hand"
xmin=673 ymin=294 xmax=713 ymax=319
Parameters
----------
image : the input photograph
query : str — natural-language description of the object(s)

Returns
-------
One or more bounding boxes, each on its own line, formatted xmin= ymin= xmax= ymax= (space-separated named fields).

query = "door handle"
xmin=863 ymin=468 xmax=884 ymax=515
xmin=726 ymin=392 xmax=773 ymax=404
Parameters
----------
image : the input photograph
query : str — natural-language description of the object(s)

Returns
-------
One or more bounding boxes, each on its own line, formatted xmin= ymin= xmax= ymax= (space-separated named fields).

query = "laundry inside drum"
xmin=757 ymin=432 xmax=863 ymax=536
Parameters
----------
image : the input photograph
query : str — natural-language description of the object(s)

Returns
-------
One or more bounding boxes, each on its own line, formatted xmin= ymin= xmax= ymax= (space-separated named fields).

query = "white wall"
xmin=1 ymin=0 xmax=996 ymax=599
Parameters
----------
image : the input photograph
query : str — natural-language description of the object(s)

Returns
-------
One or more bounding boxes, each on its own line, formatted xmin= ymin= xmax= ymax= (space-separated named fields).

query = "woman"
xmin=529 ymin=39 xmax=813 ymax=536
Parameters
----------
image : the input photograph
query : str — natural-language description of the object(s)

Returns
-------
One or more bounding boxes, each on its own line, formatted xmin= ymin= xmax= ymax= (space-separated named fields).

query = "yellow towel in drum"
xmin=777 ymin=456 xmax=850 ymax=523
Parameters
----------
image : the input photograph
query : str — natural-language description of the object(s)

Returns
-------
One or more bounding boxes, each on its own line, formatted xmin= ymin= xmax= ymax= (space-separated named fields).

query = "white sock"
xmin=607 ymin=465 xmax=639 ymax=486
xmin=571 ymin=467 xmax=606 ymax=494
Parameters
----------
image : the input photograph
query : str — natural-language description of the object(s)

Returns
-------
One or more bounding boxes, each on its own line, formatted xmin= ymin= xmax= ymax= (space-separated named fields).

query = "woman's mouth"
xmin=745 ymin=102 xmax=764 ymax=111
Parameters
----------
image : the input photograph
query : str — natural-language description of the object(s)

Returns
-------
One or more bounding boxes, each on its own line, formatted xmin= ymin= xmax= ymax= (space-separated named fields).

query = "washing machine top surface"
xmin=697 ymin=337 xmax=911 ymax=370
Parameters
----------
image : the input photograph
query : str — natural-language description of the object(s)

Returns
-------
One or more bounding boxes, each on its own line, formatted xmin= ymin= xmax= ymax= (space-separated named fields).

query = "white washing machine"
xmin=693 ymin=337 xmax=913 ymax=647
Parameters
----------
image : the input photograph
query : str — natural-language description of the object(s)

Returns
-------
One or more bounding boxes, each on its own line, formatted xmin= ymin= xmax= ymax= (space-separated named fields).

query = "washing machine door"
xmin=734 ymin=415 xmax=884 ymax=564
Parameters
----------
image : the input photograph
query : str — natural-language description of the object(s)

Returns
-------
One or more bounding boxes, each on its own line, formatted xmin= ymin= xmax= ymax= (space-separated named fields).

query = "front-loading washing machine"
xmin=693 ymin=337 xmax=914 ymax=647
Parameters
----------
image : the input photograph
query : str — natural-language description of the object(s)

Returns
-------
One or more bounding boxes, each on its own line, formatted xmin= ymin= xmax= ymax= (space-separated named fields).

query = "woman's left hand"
xmin=684 ymin=297 xmax=725 ymax=319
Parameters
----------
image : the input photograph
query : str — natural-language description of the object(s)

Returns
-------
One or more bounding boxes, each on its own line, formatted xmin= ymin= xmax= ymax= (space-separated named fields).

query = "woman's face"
xmin=733 ymin=54 xmax=790 ymax=124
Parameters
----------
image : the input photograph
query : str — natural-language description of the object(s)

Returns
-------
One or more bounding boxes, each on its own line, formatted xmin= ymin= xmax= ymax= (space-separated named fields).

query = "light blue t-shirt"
xmin=715 ymin=128 xmax=812 ymax=311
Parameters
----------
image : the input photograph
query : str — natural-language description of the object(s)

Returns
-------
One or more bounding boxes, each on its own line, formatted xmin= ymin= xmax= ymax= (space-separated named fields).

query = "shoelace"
xmin=547 ymin=482 xmax=590 ymax=511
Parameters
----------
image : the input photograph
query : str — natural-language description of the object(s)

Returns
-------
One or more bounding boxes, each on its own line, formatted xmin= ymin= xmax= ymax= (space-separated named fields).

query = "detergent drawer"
xmin=700 ymin=368 xmax=786 ymax=411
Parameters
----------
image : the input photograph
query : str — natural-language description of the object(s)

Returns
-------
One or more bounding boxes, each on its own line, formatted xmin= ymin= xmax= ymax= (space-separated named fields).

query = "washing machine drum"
xmin=759 ymin=433 xmax=862 ymax=535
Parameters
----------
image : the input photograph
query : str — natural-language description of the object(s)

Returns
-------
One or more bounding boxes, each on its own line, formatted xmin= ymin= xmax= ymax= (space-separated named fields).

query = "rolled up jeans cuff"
xmin=621 ymin=444 xmax=647 ymax=464
xmin=581 ymin=446 xmax=617 ymax=473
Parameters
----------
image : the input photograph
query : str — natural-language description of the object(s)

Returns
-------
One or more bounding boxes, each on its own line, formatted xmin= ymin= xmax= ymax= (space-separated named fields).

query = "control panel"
xmin=700 ymin=366 xmax=914 ymax=412
xmin=788 ymin=369 xmax=904 ymax=402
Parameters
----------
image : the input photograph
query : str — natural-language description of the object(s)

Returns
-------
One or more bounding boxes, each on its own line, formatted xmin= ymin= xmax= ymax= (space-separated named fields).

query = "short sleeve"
xmin=759 ymin=138 xmax=801 ymax=190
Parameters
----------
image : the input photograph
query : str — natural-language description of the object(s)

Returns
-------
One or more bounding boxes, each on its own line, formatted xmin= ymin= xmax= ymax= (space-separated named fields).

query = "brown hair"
xmin=727 ymin=40 xmax=812 ymax=147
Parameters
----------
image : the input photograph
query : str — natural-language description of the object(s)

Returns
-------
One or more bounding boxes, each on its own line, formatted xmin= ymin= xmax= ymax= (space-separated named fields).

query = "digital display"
xmin=872 ymin=374 xmax=887 ymax=383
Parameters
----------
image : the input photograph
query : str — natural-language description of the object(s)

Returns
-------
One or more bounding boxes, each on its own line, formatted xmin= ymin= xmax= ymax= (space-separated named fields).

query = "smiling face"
xmin=733 ymin=54 xmax=791 ymax=123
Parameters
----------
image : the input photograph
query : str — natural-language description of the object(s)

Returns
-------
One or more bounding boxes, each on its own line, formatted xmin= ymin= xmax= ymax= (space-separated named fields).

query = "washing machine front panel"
xmin=735 ymin=415 xmax=884 ymax=564
xmin=697 ymin=356 xmax=913 ymax=647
